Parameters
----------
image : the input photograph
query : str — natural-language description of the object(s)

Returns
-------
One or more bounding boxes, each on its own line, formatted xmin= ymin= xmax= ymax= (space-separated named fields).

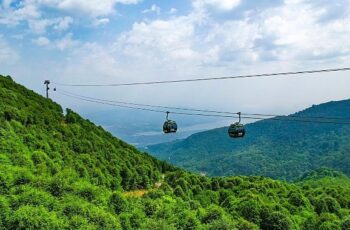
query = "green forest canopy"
xmin=147 ymin=99 xmax=350 ymax=181
xmin=0 ymin=75 xmax=350 ymax=229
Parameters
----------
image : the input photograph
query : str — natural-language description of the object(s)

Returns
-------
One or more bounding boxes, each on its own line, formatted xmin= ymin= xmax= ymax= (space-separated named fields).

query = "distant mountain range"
xmin=147 ymin=99 xmax=350 ymax=181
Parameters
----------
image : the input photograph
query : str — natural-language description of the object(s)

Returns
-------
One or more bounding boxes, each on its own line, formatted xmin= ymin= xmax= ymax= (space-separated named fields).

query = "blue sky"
xmin=1 ymin=0 xmax=350 ymax=117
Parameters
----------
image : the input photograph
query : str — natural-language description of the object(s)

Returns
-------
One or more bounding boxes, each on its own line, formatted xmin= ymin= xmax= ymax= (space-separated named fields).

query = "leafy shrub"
xmin=261 ymin=211 xmax=292 ymax=230
xmin=109 ymin=191 xmax=128 ymax=215
xmin=9 ymin=205 xmax=66 ymax=230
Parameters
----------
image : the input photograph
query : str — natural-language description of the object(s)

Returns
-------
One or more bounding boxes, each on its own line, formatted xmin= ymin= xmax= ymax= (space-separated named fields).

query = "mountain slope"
xmin=1 ymin=75 xmax=350 ymax=229
xmin=147 ymin=100 xmax=350 ymax=180
xmin=0 ymin=75 xmax=175 ymax=190
xmin=0 ymin=75 xmax=176 ymax=229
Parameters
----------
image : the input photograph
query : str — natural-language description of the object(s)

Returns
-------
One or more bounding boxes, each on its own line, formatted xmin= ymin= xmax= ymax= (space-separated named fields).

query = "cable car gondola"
xmin=163 ymin=111 xmax=178 ymax=134
xmin=228 ymin=112 xmax=245 ymax=138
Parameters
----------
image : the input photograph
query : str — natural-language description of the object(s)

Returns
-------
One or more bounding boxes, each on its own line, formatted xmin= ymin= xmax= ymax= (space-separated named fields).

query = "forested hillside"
xmin=148 ymin=100 xmax=350 ymax=180
xmin=1 ymin=75 xmax=350 ymax=229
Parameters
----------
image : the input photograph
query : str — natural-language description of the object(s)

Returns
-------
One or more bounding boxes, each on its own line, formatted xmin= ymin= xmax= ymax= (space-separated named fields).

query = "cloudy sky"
xmin=1 ymin=0 xmax=350 ymax=118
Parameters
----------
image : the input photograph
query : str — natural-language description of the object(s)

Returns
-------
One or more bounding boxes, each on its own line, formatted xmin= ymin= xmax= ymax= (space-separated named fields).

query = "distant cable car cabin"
xmin=163 ymin=111 xmax=178 ymax=134
xmin=228 ymin=112 xmax=245 ymax=138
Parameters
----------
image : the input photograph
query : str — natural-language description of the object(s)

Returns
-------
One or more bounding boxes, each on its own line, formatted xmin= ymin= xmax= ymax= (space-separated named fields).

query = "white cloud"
xmin=28 ymin=18 xmax=55 ymax=34
xmin=53 ymin=16 xmax=73 ymax=30
xmin=116 ymin=16 xmax=197 ymax=60
xmin=56 ymin=33 xmax=79 ymax=50
xmin=114 ymin=0 xmax=350 ymax=67
xmin=1 ymin=3 xmax=74 ymax=34
xmin=0 ymin=35 xmax=18 ymax=63
xmin=114 ymin=5 xmax=210 ymax=64
xmin=194 ymin=0 xmax=241 ymax=11
xmin=26 ymin=16 xmax=74 ymax=34
xmin=0 ymin=1 xmax=41 ymax=26
xmin=0 ymin=0 xmax=141 ymax=32
xmin=39 ymin=0 xmax=141 ymax=17
xmin=1 ymin=0 xmax=13 ymax=9
xmin=61 ymin=42 xmax=123 ymax=81
xmin=32 ymin=33 xmax=80 ymax=49
xmin=204 ymin=19 xmax=261 ymax=61
xmin=115 ymin=7 xmax=259 ymax=66
xmin=33 ymin=36 xmax=50 ymax=46
xmin=93 ymin=18 xmax=110 ymax=26
xmin=142 ymin=4 xmax=161 ymax=15
xmin=258 ymin=0 xmax=350 ymax=61
xmin=169 ymin=8 xmax=177 ymax=14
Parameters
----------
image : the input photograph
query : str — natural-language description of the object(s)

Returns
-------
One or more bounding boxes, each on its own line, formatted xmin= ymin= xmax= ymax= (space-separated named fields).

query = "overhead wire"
xmin=57 ymin=91 xmax=166 ymax=113
xmin=56 ymin=88 xmax=350 ymax=122
xmin=55 ymin=90 xmax=350 ymax=125
xmin=52 ymin=67 xmax=350 ymax=87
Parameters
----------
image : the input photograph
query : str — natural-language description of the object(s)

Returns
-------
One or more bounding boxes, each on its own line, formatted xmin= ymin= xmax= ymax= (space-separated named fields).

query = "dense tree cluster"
xmin=1 ymin=75 xmax=350 ymax=229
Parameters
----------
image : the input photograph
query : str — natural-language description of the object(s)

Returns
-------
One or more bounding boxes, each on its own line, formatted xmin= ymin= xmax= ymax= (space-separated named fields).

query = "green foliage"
xmin=1 ymin=75 xmax=350 ymax=229
xmin=148 ymin=100 xmax=350 ymax=181
xmin=0 ymin=196 xmax=10 ymax=229
xmin=177 ymin=211 xmax=199 ymax=229
xmin=237 ymin=199 xmax=262 ymax=224
xmin=314 ymin=196 xmax=341 ymax=215
xmin=260 ymin=211 xmax=292 ymax=230
xmin=109 ymin=192 xmax=128 ymax=214
xmin=342 ymin=218 xmax=350 ymax=230
xmin=10 ymin=205 xmax=65 ymax=230
xmin=201 ymin=205 xmax=225 ymax=224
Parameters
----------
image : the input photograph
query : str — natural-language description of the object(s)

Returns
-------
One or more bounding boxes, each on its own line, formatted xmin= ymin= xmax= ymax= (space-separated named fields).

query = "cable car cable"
xmin=56 ymin=89 xmax=350 ymax=122
xmin=52 ymin=67 xmax=350 ymax=87
xmin=57 ymin=91 xmax=166 ymax=113
xmin=56 ymin=91 xmax=350 ymax=125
